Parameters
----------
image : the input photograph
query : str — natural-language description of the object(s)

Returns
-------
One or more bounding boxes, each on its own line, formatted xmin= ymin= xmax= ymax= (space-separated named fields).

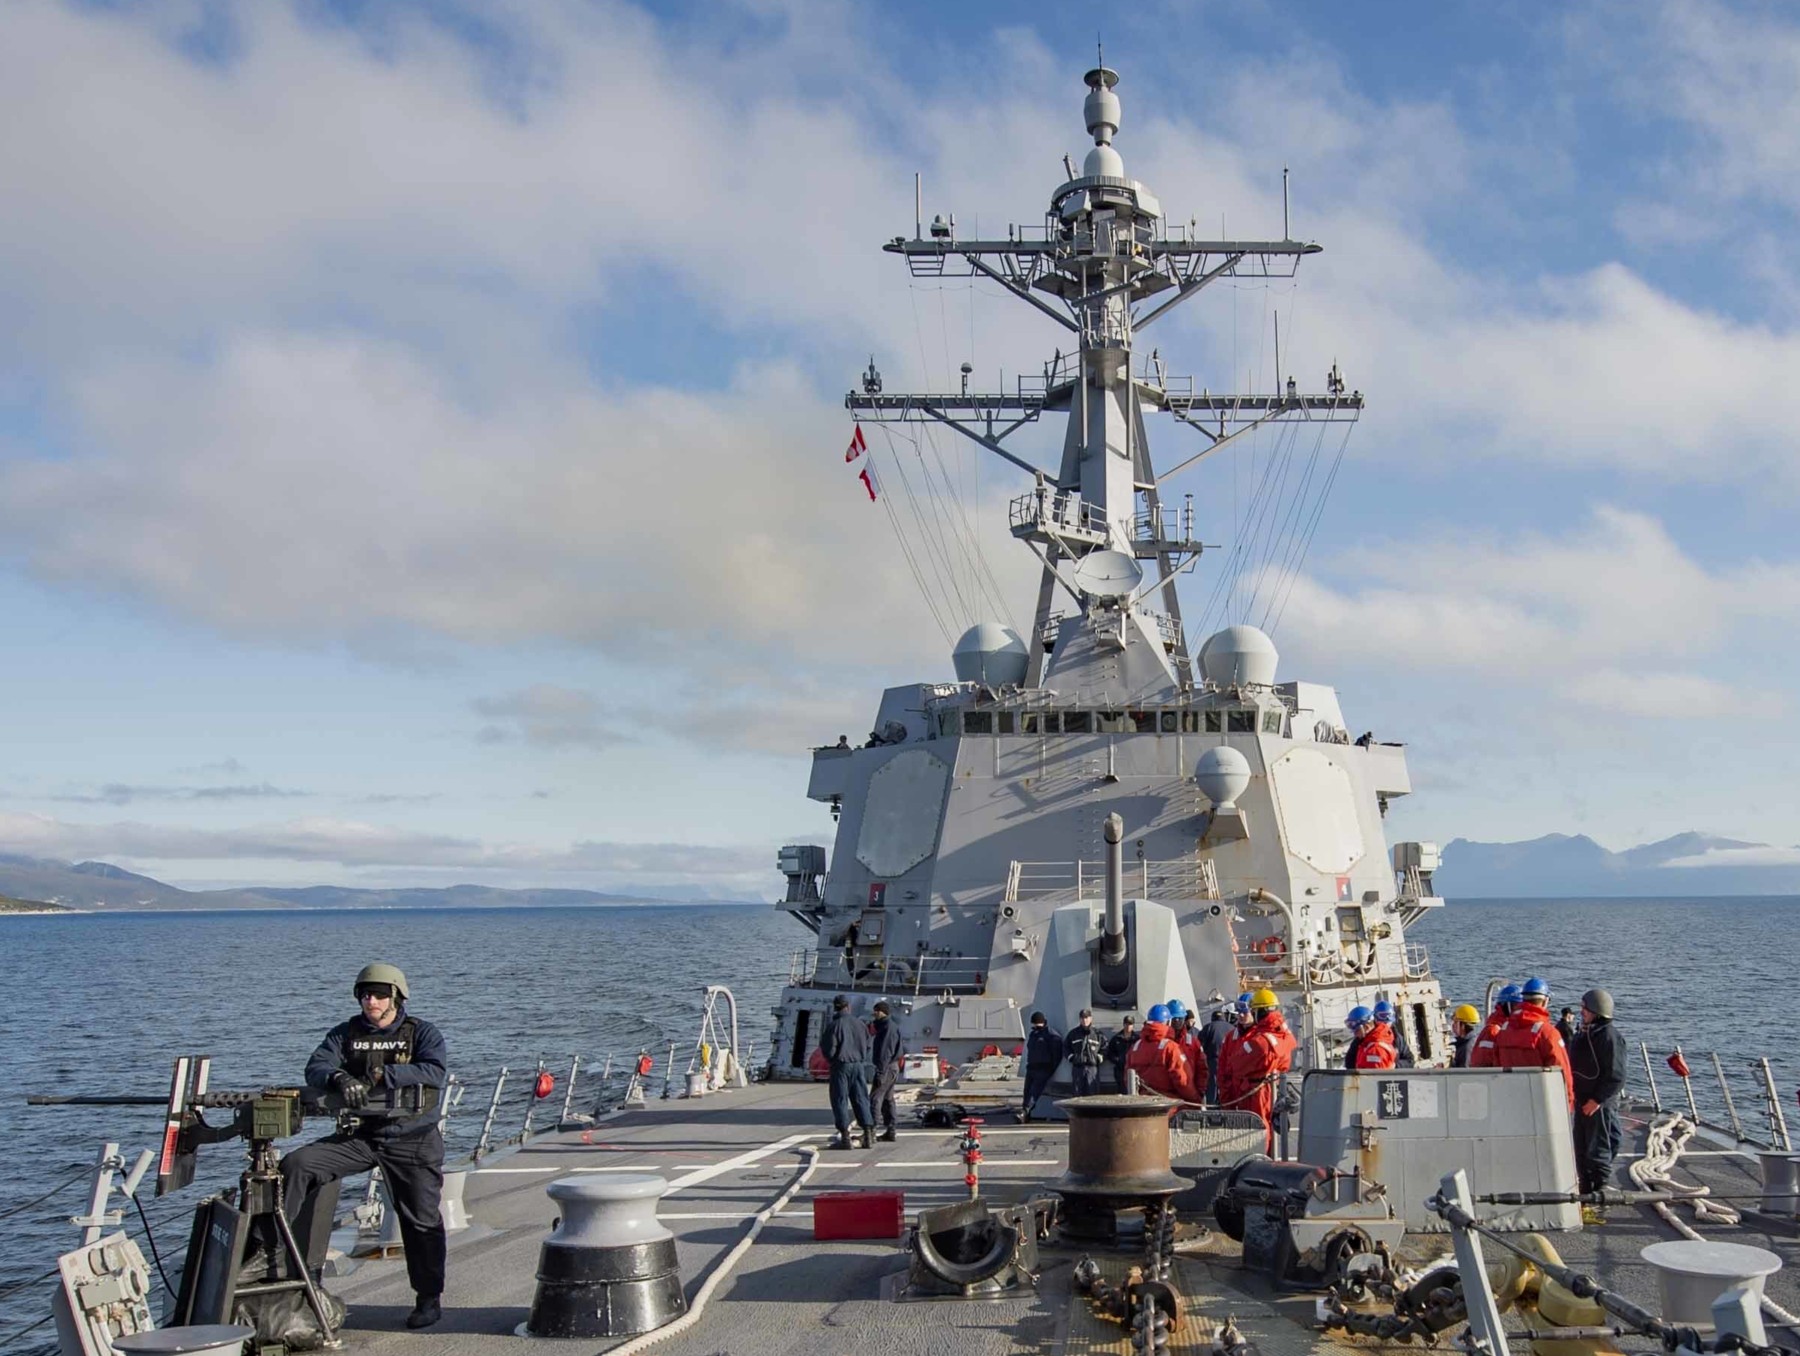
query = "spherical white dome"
xmin=1194 ymin=745 xmax=1252 ymax=809
xmin=1084 ymin=144 xmax=1125 ymax=178
xmin=952 ymin=623 xmax=1029 ymax=686
xmin=1199 ymin=625 xmax=1279 ymax=688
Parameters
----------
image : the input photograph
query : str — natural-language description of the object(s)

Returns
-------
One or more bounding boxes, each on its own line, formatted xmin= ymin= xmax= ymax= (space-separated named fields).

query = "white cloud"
xmin=1273 ymin=505 xmax=1797 ymax=714
xmin=5 ymin=0 xmax=1800 ymax=860
xmin=1662 ymin=845 xmax=1800 ymax=869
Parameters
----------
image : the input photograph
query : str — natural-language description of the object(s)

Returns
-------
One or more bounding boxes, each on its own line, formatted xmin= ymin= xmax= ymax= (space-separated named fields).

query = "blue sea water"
xmin=0 ymin=896 xmax=1794 ymax=1350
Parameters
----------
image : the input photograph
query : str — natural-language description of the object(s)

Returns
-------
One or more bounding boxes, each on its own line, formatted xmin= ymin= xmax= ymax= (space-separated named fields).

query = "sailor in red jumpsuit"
xmin=1487 ymin=979 xmax=1575 ymax=1110
xmin=1468 ymin=983 xmax=1520 ymax=1068
xmin=1219 ymin=990 xmax=1297 ymax=1151
xmin=1353 ymin=1000 xmax=1399 ymax=1071
xmin=1125 ymin=1004 xmax=1201 ymax=1104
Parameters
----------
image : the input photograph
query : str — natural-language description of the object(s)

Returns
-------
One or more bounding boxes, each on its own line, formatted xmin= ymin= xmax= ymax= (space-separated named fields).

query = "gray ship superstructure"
xmin=775 ymin=67 xmax=1444 ymax=1084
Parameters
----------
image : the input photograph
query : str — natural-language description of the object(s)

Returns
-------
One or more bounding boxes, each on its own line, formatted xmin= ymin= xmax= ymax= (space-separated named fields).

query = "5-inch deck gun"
xmin=29 ymin=1054 xmax=437 ymax=1348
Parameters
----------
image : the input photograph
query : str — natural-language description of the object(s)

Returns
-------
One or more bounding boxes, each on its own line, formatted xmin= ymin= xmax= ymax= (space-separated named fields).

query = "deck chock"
xmin=905 ymin=1198 xmax=1042 ymax=1298
xmin=523 ymin=1175 xmax=686 ymax=1339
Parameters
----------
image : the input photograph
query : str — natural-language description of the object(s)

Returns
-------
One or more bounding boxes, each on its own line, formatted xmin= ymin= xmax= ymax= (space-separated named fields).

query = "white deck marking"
xmin=665 ymin=1132 xmax=821 ymax=1193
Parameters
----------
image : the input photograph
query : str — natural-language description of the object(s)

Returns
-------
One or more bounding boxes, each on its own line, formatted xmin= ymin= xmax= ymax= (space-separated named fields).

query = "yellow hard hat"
xmin=1452 ymin=1004 xmax=1480 ymax=1024
xmin=1251 ymin=988 xmax=1278 ymax=1011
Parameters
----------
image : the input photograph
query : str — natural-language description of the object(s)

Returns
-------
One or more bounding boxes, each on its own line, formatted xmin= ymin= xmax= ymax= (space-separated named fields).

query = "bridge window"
xmin=1132 ymin=711 xmax=1158 ymax=733
xmin=962 ymin=711 xmax=993 ymax=735
xmin=1204 ymin=711 xmax=1223 ymax=733
xmin=1181 ymin=712 xmax=1201 ymax=733
xmin=1227 ymin=710 xmax=1256 ymax=733
xmin=1043 ymin=712 xmax=1061 ymax=734
xmin=1261 ymin=710 xmax=1284 ymax=734
xmin=1159 ymin=712 xmax=1178 ymax=733
xmin=997 ymin=711 xmax=1015 ymax=735
xmin=1064 ymin=711 xmax=1092 ymax=734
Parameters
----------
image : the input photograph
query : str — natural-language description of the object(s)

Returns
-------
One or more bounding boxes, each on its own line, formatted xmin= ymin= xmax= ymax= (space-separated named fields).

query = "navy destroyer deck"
xmin=318 ymin=1081 xmax=1800 ymax=1356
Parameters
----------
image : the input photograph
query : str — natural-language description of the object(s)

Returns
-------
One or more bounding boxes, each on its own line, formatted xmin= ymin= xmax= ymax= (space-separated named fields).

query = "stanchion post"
xmin=1711 ymin=1051 xmax=1746 ymax=1141
xmin=474 ymin=1066 xmax=509 ymax=1161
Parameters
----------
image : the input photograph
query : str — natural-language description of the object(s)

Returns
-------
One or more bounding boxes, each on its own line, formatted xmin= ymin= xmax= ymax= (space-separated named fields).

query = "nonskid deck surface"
xmin=323 ymin=1088 xmax=1800 ymax=1355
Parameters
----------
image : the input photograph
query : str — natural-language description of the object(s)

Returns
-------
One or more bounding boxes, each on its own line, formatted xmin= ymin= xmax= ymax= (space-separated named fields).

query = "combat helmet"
xmin=355 ymin=962 xmax=410 ymax=1001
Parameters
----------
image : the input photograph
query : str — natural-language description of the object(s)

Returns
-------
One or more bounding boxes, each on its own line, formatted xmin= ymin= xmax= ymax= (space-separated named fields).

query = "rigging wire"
xmin=0 ymin=1266 xmax=60 ymax=1305
xmin=1250 ymin=417 xmax=1332 ymax=625
xmin=1267 ymin=422 xmax=1356 ymax=634
xmin=871 ymin=426 xmax=959 ymax=645
xmin=0 ymin=1169 xmax=89 ymax=1222
xmin=0 ymin=1312 xmax=52 ymax=1352
xmin=881 ymin=424 xmax=979 ymax=625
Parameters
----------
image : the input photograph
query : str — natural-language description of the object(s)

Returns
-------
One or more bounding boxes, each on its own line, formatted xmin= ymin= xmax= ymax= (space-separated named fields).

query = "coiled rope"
xmin=1628 ymin=1112 xmax=1800 ymax=1334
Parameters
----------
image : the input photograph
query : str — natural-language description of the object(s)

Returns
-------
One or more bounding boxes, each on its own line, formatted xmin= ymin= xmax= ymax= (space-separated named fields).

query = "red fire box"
xmin=812 ymin=1189 xmax=906 ymax=1240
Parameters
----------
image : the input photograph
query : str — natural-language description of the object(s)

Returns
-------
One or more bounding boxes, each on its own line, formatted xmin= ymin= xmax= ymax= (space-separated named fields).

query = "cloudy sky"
xmin=2 ymin=0 xmax=1797 ymax=898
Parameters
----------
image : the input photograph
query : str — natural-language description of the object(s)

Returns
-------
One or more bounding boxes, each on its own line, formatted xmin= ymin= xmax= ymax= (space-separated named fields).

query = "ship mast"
xmin=848 ymin=67 xmax=1361 ymax=688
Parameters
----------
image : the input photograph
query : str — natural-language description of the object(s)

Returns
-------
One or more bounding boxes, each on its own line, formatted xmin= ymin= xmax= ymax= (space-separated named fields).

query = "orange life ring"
xmin=1252 ymin=935 xmax=1287 ymax=962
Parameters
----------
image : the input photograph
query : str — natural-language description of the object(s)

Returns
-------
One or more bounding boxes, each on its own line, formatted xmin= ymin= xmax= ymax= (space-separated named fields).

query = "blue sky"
xmin=3 ymin=0 xmax=1800 ymax=897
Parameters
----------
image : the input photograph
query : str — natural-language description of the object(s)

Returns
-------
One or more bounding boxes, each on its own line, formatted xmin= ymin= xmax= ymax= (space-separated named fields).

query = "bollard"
xmin=112 ymin=1326 xmax=256 ymax=1356
xmin=524 ymin=1176 xmax=685 ymax=1339
xmin=1756 ymin=1153 xmax=1800 ymax=1218
xmin=1639 ymin=1240 xmax=1782 ymax=1328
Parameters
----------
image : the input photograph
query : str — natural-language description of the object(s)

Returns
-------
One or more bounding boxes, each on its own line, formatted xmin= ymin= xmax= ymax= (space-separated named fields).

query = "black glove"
xmin=331 ymin=1071 xmax=370 ymax=1110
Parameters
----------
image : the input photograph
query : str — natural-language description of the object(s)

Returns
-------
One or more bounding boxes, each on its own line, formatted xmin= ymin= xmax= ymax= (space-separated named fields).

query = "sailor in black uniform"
xmin=280 ymin=963 xmax=449 ymax=1330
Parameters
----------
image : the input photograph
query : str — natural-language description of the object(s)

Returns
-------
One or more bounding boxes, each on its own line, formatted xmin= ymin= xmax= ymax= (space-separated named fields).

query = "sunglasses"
xmin=356 ymin=983 xmax=395 ymax=1001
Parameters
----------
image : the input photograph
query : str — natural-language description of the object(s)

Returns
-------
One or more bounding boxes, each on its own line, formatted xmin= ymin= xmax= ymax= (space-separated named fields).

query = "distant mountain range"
xmin=1437 ymin=832 xmax=1800 ymax=898
xmin=2 ymin=830 xmax=1793 ymax=912
xmin=0 ymin=853 xmax=756 ymax=912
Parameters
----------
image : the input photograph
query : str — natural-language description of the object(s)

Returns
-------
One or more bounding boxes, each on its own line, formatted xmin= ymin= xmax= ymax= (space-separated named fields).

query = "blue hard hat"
xmin=1522 ymin=977 xmax=1549 ymax=999
xmin=1165 ymin=999 xmax=1189 ymax=1021
xmin=1497 ymin=983 xmax=1522 ymax=1004
xmin=1347 ymin=1005 xmax=1372 ymax=1028
xmin=1372 ymin=1000 xmax=1395 ymax=1021
xmin=1147 ymin=1003 xmax=1172 ymax=1025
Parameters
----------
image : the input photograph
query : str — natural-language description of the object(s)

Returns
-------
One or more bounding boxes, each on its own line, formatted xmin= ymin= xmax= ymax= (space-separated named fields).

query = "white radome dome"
xmin=1199 ymin=625 xmax=1279 ymax=688
xmin=1084 ymin=144 xmax=1125 ymax=178
xmin=1194 ymin=745 xmax=1252 ymax=809
xmin=952 ymin=623 xmax=1029 ymax=686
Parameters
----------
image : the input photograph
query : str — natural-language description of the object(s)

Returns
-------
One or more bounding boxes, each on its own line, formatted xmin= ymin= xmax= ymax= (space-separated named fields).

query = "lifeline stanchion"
xmin=1711 ymin=1052 xmax=1746 ymax=1142
xmin=1671 ymin=1047 xmax=1700 ymax=1120
xmin=1639 ymin=1042 xmax=1662 ymax=1112
xmin=558 ymin=1054 xmax=581 ymax=1125
xmin=473 ymin=1066 xmax=509 ymax=1161
xmin=1756 ymin=1057 xmax=1791 ymax=1152
xmin=520 ymin=1057 xmax=549 ymax=1140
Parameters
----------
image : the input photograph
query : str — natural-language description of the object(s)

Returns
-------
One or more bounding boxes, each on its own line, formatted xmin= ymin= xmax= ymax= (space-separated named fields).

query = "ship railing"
xmin=1038 ymin=607 xmax=1184 ymax=653
xmin=1005 ymin=857 xmax=1221 ymax=903
xmin=1624 ymin=1044 xmax=1795 ymax=1153
xmin=1402 ymin=941 xmax=1431 ymax=979
xmin=791 ymin=948 xmax=991 ymax=997
xmin=1008 ymin=488 xmax=1110 ymax=541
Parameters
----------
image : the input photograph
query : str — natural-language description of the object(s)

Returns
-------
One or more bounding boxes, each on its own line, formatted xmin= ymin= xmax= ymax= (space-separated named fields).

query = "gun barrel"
xmin=1101 ymin=813 xmax=1126 ymax=965
xmin=26 ymin=1094 xmax=169 ymax=1106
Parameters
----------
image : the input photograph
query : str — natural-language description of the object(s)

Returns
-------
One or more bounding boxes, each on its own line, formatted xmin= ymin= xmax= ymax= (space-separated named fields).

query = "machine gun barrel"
xmin=28 ymin=1088 xmax=312 ymax=1108
xmin=1101 ymin=813 xmax=1127 ymax=966
xmin=27 ymin=1093 xmax=170 ymax=1105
